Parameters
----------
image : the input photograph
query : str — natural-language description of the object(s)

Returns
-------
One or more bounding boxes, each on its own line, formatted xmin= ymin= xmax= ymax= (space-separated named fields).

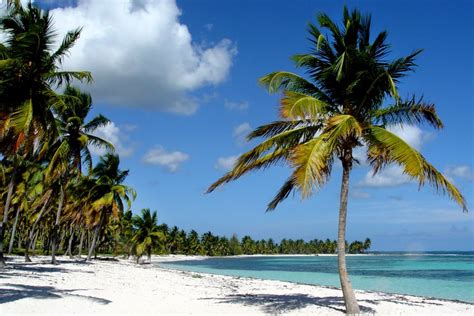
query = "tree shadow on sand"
xmin=0 ymin=283 xmax=111 ymax=305
xmin=202 ymin=292 xmax=447 ymax=314
xmin=202 ymin=293 xmax=373 ymax=314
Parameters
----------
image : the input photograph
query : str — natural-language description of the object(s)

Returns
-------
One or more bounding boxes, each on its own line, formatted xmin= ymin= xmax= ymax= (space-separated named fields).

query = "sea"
xmin=157 ymin=252 xmax=474 ymax=303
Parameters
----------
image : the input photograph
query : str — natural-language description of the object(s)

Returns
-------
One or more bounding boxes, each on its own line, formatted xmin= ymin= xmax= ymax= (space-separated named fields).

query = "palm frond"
xmin=206 ymin=149 xmax=288 ymax=193
xmin=291 ymin=133 xmax=335 ymax=198
xmin=50 ymin=28 xmax=82 ymax=65
xmin=365 ymin=126 xmax=467 ymax=211
xmin=83 ymin=115 xmax=111 ymax=133
xmin=267 ymin=175 xmax=296 ymax=211
xmin=10 ymin=98 xmax=33 ymax=133
xmin=47 ymin=71 xmax=93 ymax=87
xmin=280 ymin=91 xmax=329 ymax=119
xmin=259 ymin=71 xmax=323 ymax=97
xmin=373 ymin=97 xmax=443 ymax=129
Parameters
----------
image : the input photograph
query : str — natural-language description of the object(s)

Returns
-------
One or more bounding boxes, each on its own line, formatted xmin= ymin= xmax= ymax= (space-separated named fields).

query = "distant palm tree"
xmin=208 ymin=7 xmax=467 ymax=314
xmin=132 ymin=209 xmax=164 ymax=263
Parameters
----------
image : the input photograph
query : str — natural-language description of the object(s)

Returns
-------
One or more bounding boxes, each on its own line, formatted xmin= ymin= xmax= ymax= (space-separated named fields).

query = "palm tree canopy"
xmin=132 ymin=208 xmax=164 ymax=257
xmin=207 ymin=7 xmax=467 ymax=212
xmin=0 ymin=2 xmax=92 ymax=153
xmin=87 ymin=154 xmax=136 ymax=226
xmin=46 ymin=86 xmax=113 ymax=179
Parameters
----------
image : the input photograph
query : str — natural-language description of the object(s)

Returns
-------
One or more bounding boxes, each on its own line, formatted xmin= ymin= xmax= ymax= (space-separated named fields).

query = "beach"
xmin=0 ymin=255 xmax=472 ymax=315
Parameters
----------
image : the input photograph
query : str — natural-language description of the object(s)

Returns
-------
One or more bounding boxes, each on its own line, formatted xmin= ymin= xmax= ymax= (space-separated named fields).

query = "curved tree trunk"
xmin=8 ymin=207 xmax=21 ymax=254
xmin=51 ymin=184 xmax=65 ymax=264
xmin=0 ymin=173 xmax=16 ymax=267
xmin=338 ymin=153 xmax=360 ymax=315
xmin=87 ymin=213 xmax=105 ymax=261
xmin=66 ymin=225 xmax=74 ymax=258
xmin=77 ymin=229 xmax=85 ymax=258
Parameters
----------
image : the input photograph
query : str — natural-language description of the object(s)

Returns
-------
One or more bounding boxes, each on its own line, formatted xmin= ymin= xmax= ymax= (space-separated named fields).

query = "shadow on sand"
xmin=0 ymin=283 xmax=111 ymax=305
xmin=202 ymin=292 xmax=445 ymax=314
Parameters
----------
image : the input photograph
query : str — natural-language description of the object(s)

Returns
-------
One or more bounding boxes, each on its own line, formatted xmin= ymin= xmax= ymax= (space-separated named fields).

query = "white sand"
xmin=0 ymin=255 xmax=472 ymax=315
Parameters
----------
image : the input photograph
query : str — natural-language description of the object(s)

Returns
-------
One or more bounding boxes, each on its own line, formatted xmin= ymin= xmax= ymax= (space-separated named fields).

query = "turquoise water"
xmin=158 ymin=252 xmax=474 ymax=303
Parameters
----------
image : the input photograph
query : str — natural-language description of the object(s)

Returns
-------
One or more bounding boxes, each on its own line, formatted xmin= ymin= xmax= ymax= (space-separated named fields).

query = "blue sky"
xmin=34 ymin=0 xmax=473 ymax=250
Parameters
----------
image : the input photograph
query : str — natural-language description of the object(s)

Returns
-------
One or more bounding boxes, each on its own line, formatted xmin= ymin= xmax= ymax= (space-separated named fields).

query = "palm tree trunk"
xmin=51 ymin=184 xmax=65 ymax=264
xmin=66 ymin=225 xmax=74 ymax=258
xmin=7 ymin=207 xmax=21 ymax=254
xmin=77 ymin=229 xmax=85 ymax=258
xmin=87 ymin=213 xmax=105 ymax=261
xmin=87 ymin=226 xmax=99 ymax=261
xmin=32 ymin=231 xmax=39 ymax=251
xmin=0 ymin=173 xmax=16 ymax=267
xmin=337 ymin=155 xmax=360 ymax=315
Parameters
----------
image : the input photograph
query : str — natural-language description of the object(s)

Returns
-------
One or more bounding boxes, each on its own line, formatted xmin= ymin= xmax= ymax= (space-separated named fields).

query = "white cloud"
xmin=143 ymin=146 xmax=189 ymax=172
xmin=445 ymin=165 xmax=474 ymax=182
xmin=215 ymin=155 xmax=238 ymax=171
xmin=233 ymin=122 xmax=252 ymax=145
xmin=49 ymin=0 xmax=236 ymax=115
xmin=359 ymin=125 xmax=429 ymax=188
xmin=386 ymin=125 xmax=429 ymax=150
xmin=224 ymin=99 xmax=249 ymax=111
xmin=359 ymin=165 xmax=410 ymax=187
xmin=90 ymin=121 xmax=134 ymax=157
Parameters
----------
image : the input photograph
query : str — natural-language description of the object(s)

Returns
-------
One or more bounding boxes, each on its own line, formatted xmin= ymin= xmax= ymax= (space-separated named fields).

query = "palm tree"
xmin=131 ymin=209 xmax=164 ymax=263
xmin=86 ymin=154 xmax=135 ymax=261
xmin=0 ymin=2 xmax=92 ymax=146
xmin=207 ymin=7 xmax=467 ymax=314
xmin=47 ymin=86 xmax=112 ymax=264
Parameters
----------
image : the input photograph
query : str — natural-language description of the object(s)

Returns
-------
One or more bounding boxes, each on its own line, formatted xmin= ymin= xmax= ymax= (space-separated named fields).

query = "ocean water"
xmin=158 ymin=252 xmax=474 ymax=303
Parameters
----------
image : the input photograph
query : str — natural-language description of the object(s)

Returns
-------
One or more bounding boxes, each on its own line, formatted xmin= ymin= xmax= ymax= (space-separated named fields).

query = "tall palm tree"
xmin=131 ymin=208 xmax=164 ymax=263
xmin=86 ymin=154 xmax=135 ymax=261
xmin=47 ymin=86 xmax=112 ymax=264
xmin=207 ymin=7 xmax=467 ymax=314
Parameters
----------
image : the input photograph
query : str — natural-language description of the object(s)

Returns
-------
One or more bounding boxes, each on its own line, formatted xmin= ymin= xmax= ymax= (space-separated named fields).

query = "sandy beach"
xmin=0 ymin=255 xmax=472 ymax=315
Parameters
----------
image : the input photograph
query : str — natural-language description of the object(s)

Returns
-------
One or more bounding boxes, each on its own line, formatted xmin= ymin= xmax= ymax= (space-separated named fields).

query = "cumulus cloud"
xmin=142 ymin=146 xmax=189 ymax=172
xmin=445 ymin=165 xmax=474 ymax=182
xmin=233 ymin=122 xmax=252 ymax=145
xmin=359 ymin=125 xmax=429 ymax=187
xmin=215 ymin=155 xmax=238 ymax=171
xmin=224 ymin=99 xmax=249 ymax=111
xmin=48 ymin=0 xmax=236 ymax=115
xmin=90 ymin=121 xmax=135 ymax=157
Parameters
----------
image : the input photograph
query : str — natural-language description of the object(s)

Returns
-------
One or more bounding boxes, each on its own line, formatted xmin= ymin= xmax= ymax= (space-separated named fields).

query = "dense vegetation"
xmin=5 ymin=208 xmax=372 ymax=260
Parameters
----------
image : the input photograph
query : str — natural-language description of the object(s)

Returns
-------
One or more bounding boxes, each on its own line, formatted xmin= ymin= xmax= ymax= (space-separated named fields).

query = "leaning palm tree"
xmin=131 ymin=209 xmax=164 ymax=263
xmin=207 ymin=7 xmax=467 ymax=314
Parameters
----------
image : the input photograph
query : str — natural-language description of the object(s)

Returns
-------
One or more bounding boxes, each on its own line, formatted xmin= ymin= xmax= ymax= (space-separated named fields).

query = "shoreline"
xmin=155 ymin=254 xmax=474 ymax=305
xmin=1 ymin=255 xmax=473 ymax=315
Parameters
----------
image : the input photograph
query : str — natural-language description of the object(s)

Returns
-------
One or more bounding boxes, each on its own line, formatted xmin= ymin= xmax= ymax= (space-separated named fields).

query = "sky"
xmin=17 ymin=0 xmax=474 ymax=250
